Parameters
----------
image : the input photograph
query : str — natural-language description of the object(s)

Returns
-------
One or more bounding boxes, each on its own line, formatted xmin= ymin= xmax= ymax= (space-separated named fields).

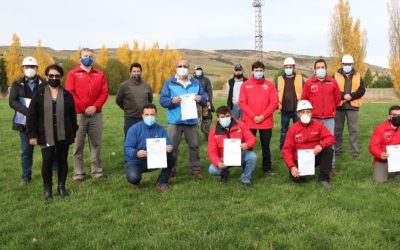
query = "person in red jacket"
xmin=238 ymin=61 xmax=278 ymax=175
xmin=65 ymin=48 xmax=109 ymax=181
xmin=208 ymin=106 xmax=257 ymax=186
xmin=282 ymin=100 xmax=335 ymax=188
xmin=368 ymin=105 xmax=400 ymax=183
xmin=302 ymin=59 xmax=341 ymax=174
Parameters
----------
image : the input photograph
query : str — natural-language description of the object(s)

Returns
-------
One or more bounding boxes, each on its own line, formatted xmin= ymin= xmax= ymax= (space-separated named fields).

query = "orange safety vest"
xmin=334 ymin=71 xmax=363 ymax=108
xmin=277 ymin=74 xmax=303 ymax=110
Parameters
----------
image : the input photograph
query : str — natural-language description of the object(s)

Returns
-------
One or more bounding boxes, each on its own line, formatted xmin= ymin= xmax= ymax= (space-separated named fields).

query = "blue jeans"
xmin=20 ymin=132 xmax=34 ymax=180
xmin=208 ymin=150 xmax=257 ymax=184
xmin=231 ymin=104 xmax=242 ymax=120
xmin=125 ymin=154 xmax=175 ymax=184
xmin=314 ymin=118 xmax=336 ymax=168
xmin=280 ymin=111 xmax=298 ymax=150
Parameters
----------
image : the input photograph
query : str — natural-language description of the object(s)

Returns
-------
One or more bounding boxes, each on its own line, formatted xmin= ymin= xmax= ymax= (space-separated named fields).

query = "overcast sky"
xmin=0 ymin=0 xmax=390 ymax=67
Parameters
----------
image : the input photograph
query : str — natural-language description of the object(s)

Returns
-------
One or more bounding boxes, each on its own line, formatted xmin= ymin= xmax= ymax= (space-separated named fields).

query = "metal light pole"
xmin=252 ymin=0 xmax=264 ymax=62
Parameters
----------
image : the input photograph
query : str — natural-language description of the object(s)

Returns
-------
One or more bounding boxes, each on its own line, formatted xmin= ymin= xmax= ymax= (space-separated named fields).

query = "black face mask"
xmin=131 ymin=73 xmax=141 ymax=81
xmin=390 ymin=116 xmax=400 ymax=127
xmin=234 ymin=74 xmax=243 ymax=79
xmin=48 ymin=79 xmax=61 ymax=88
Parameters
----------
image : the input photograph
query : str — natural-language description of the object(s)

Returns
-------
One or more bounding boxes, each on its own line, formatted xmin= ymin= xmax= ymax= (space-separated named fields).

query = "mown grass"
xmin=0 ymin=97 xmax=399 ymax=249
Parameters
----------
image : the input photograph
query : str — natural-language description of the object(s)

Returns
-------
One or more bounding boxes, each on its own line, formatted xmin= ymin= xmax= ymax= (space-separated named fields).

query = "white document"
xmin=298 ymin=149 xmax=315 ymax=176
xmin=180 ymin=93 xmax=198 ymax=120
xmin=386 ymin=145 xmax=400 ymax=172
xmin=146 ymin=138 xmax=167 ymax=169
xmin=223 ymin=139 xmax=242 ymax=166
xmin=14 ymin=98 xmax=31 ymax=125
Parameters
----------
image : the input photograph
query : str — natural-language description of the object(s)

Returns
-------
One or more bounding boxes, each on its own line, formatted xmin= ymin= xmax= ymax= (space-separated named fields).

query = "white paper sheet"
xmin=146 ymin=138 xmax=167 ymax=169
xmin=180 ymin=93 xmax=198 ymax=120
xmin=14 ymin=98 xmax=31 ymax=125
xmin=298 ymin=149 xmax=315 ymax=176
xmin=223 ymin=139 xmax=242 ymax=166
xmin=386 ymin=145 xmax=400 ymax=172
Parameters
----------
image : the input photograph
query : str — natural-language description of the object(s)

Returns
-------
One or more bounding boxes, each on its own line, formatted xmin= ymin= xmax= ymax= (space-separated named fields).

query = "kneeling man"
xmin=124 ymin=104 xmax=175 ymax=192
xmin=208 ymin=106 xmax=257 ymax=187
xmin=282 ymin=100 xmax=336 ymax=188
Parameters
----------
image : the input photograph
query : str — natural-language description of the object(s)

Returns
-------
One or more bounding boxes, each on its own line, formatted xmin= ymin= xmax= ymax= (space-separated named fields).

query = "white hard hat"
xmin=341 ymin=55 xmax=354 ymax=64
xmin=297 ymin=100 xmax=313 ymax=112
xmin=284 ymin=57 xmax=296 ymax=66
xmin=22 ymin=56 xmax=38 ymax=66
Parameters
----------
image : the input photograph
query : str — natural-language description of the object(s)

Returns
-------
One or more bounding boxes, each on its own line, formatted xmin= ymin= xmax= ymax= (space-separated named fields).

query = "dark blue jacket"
xmin=124 ymin=121 xmax=172 ymax=163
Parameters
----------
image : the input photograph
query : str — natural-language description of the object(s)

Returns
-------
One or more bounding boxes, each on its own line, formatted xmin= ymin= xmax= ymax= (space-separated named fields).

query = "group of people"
xmin=8 ymin=48 xmax=400 ymax=200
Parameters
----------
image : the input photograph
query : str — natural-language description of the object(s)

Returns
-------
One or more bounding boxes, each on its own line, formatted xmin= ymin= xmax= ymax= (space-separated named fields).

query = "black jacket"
xmin=227 ymin=76 xmax=248 ymax=110
xmin=9 ymin=76 xmax=46 ymax=131
xmin=27 ymin=85 xmax=78 ymax=146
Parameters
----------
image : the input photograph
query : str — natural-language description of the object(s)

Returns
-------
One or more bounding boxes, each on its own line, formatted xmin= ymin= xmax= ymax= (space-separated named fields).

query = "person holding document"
xmin=124 ymin=104 xmax=175 ymax=192
xmin=208 ymin=106 xmax=257 ymax=187
xmin=282 ymin=100 xmax=336 ymax=188
xmin=159 ymin=59 xmax=207 ymax=178
xmin=368 ymin=105 xmax=400 ymax=183
xmin=9 ymin=56 xmax=46 ymax=184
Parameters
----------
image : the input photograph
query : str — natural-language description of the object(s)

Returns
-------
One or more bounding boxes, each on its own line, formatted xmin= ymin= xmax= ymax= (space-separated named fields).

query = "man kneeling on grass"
xmin=282 ymin=100 xmax=336 ymax=189
xmin=368 ymin=105 xmax=400 ymax=183
xmin=208 ymin=106 xmax=257 ymax=187
xmin=124 ymin=104 xmax=175 ymax=192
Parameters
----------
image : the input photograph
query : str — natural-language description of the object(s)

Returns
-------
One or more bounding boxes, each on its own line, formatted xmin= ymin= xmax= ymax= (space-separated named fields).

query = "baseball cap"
xmin=234 ymin=64 xmax=243 ymax=71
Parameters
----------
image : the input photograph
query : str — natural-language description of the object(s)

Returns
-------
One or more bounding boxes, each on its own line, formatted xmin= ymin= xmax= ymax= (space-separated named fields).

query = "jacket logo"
xmin=311 ymin=85 xmax=318 ymax=93
xmin=295 ymin=133 xmax=304 ymax=142
xmin=246 ymin=85 xmax=253 ymax=88
xmin=311 ymin=131 xmax=319 ymax=135
xmin=384 ymin=132 xmax=392 ymax=141
xmin=262 ymin=84 xmax=268 ymax=90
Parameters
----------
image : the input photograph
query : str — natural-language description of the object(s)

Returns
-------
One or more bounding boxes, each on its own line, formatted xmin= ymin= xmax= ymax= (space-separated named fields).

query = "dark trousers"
xmin=289 ymin=147 xmax=333 ymax=182
xmin=41 ymin=144 xmax=69 ymax=190
xmin=250 ymin=129 xmax=272 ymax=172
xmin=280 ymin=112 xmax=298 ymax=150
xmin=124 ymin=117 xmax=143 ymax=137
xmin=200 ymin=118 xmax=212 ymax=141
xmin=125 ymin=154 xmax=175 ymax=185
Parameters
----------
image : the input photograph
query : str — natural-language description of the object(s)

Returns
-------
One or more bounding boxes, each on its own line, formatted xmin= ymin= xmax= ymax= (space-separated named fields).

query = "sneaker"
xmin=93 ymin=175 xmax=107 ymax=181
xmin=319 ymin=181 xmax=332 ymax=189
xmin=156 ymin=183 xmax=169 ymax=192
xmin=72 ymin=174 xmax=86 ymax=182
xmin=265 ymin=171 xmax=276 ymax=176
xmin=220 ymin=176 xmax=228 ymax=183
xmin=330 ymin=168 xmax=337 ymax=175
xmin=21 ymin=178 xmax=31 ymax=184
xmin=243 ymin=181 xmax=253 ymax=188
xmin=131 ymin=184 xmax=140 ymax=192
xmin=192 ymin=171 xmax=203 ymax=179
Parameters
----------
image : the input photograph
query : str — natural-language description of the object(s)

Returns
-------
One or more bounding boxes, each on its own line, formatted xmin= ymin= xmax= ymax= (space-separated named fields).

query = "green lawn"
xmin=0 ymin=97 xmax=399 ymax=249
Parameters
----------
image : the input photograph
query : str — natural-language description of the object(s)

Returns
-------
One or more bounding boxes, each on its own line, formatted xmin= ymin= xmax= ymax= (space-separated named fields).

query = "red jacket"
xmin=369 ymin=120 xmax=400 ymax=163
xmin=282 ymin=120 xmax=335 ymax=169
xmin=65 ymin=66 xmax=109 ymax=113
xmin=238 ymin=76 xmax=278 ymax=129
xmin=208 ymin=118 xmax=257 ymax=166
xmin=301 ymin=75 xmax=341 ymax=119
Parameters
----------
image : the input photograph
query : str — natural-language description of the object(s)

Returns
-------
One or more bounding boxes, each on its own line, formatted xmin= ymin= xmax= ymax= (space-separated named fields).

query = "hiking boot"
xmin=21 ymin=178 xmax=31 ymax=184
xmin=265 ymin=171 xmax=276 ymax=176
xmin=156 ymin=183 xmax=169 ymax=192
xmin=192 ymin=171 xmax=203 ymax=179
xmin=319 ymin=181 xmax=332 ymax=189
xmin=131 ymin=184 xmax=140 ymax=192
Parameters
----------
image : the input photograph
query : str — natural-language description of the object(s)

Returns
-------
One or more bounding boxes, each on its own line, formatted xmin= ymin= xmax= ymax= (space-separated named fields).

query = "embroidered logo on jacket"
xmin=262 ymin=84 xmax=268 ymax=90
xmin=295 ymin=133 xmax=304 ymax=142
xmin=311 ymin=85 xmax=318 ymax=93
xmin=384 ymin=132 xmax=392 ymax=141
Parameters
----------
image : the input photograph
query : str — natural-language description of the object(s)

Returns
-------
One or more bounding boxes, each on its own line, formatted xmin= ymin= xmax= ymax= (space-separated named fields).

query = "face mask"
xmin=343 ymin=66 xmax=352 ymax=74
xmin=285 ymin=68 xmax=293 ymax=76
xmin=253 ymin=72 xmax=264 ymax=79
xmin=24 ymin=68 xmax=36 ymax=78
xmin=316 ymin=69 xmax=326 ymax=79
xmin=131 ymin=73 xmax=141 ymax=81
xmin=143 ymin=116 xmax=156 ymax=126
xmin=234 ymin=74 xmax=243 ymax=79
xmin=177 ymin=67 xmax=188 ymax=76
xmin=300 ymin=114 xmax=311 ymax=124
xmin=219 ymin=117 xmax=231 ymax=128
xmin=390 ymin=116 xmax=400 ymax=127
xmin=48 ymin=79 xmax=61 ymax=88
xmin=80 ymin=57 xmax=93 ymax=67
xmin=195 ymin=70 xmax=203 ymax=77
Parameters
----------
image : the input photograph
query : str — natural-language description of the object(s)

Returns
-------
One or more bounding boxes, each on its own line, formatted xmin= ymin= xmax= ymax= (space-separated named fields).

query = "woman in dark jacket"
xmin=27 ymin=64 xmax=78 ymax=201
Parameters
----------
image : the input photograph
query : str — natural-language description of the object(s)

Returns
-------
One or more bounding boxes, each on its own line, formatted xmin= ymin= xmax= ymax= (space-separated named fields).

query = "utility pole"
xmin=252 ymin=0 xmax=264 ymax=62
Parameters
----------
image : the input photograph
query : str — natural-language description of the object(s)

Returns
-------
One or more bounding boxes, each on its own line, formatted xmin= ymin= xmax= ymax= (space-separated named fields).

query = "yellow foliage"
xmin=97 ymin=45 xmax=109 ymax=69
xmin=116 ymin=43 xmax=131 ymax=66
xmin=131 ymin=40 xmax=140 ymax=63
xmin=70 ymin=47 xmax=81 ymax=64
xmin=34 ymin=40 xmax=55 ymax=77
xmin=3 ymin=33 xmax=23 ymax=86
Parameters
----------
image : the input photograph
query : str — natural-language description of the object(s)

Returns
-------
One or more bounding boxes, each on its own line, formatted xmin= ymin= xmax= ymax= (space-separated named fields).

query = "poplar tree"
xmin=34 ymin=40 xmax=55 ymax=77
xmin=388 ymin=0 xmax=400 ymax=93
xmin=3 ymin=33 xmax=23 ymax=86
xmin=97 ymin=44 xmax=109 ymax=70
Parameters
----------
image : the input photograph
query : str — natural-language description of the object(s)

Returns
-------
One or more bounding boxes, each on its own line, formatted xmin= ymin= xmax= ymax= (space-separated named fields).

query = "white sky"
xmin=0 ymin=0 xmax=390 ymax=67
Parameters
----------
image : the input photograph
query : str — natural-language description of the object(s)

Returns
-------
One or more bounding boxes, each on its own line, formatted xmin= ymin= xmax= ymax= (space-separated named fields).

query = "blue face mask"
xmin=253 ymin=72 xmax=264 ymax=79
xmin=343 ymin=65 xmax=352 ymax=73
xmin=143 ymin=116 xmax=156 ymax=126
xmin=285 ymin=68 xmax=293 ymax=76
xmin=81 ymin=57 xmax=93 ymax=67
xmin=219 ymin=117 xmax=231 ymax=128
xmin=316 ymin=69 xmax=326 ymax=79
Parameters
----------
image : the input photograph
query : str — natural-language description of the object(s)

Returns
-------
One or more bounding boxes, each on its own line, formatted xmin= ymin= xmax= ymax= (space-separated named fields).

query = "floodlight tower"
xmin=252 ymin=0 xmax=264 ymax=62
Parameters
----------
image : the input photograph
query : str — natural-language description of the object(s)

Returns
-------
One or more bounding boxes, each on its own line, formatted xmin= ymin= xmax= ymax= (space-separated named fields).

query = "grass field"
xmin=1 ymin=97 xmax=399 ymax=249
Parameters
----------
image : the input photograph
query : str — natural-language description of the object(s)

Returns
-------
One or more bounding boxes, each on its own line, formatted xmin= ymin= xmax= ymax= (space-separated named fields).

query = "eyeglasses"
xmin=48 ymin=74 xmax=61 ymax=79
xmin=177 ymin=65 xmax=188 ymax=68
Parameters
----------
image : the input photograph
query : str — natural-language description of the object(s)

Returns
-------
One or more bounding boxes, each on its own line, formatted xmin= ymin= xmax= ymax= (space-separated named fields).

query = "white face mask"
xmin=24 ymin=68 xmax=36 ymax=79
xmin=300 ymin=114 xmax=311 ymax=124
xmin=177 ymin=67 xmax=188 ymax=76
